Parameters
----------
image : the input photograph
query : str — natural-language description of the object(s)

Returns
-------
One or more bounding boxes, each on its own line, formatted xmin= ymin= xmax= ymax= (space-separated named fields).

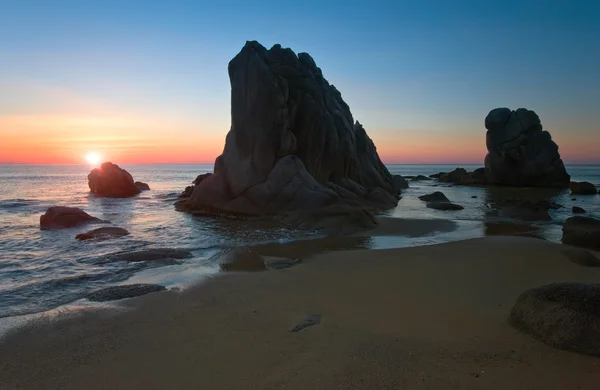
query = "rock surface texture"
xmin=562 ymin=216 xmax=600 ymax=250
xmin=509 ymin=283 xmax=600 ymax=356
xmin=88 ymin=162 xmax=141 ymax=198
xmin=484 ymin=108 xmax=570 ymax=187
xmin=180 ymin=41 xmax=398 ymax=227
xmin=40 ymin=206 xmax=102 ymax=230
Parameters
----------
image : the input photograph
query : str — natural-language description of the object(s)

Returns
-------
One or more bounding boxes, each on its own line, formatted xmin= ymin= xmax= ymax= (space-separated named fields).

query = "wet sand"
xmin=2 ymin=235 xmax=600 ymax=389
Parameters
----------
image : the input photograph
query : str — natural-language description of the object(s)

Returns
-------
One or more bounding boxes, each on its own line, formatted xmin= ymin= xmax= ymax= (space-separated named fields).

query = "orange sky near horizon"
xmin=0 ymin=112 xmax=596 ymax=166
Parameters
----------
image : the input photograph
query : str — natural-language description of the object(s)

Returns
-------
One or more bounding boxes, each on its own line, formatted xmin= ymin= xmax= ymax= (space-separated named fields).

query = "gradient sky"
xmin=1 ymin=0 xmax=599 ymax=164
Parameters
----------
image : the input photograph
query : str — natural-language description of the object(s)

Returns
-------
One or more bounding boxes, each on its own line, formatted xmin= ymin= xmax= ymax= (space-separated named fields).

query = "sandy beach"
xmin=1 ymin=233 xmax=600 ymax=390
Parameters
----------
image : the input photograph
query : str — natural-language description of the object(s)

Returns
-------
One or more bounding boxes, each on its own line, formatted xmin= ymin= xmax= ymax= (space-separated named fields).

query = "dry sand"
xmin=1 ymin=235 xmax=600 ymax=389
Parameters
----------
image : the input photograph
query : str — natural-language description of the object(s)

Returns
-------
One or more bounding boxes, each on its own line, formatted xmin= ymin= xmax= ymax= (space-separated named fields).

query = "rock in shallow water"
xmin=76 ymin=227 xmax=129 ymax=241
xmin=40 ymin=206 xmax=102 ymax=230
xmin=263 ymin=257 xmax=300 ymax=270
xmin=572 ymin=206 xmax=586 ymax=214
xmin=562 ymin=216 xmax=600 ymax=250
xmin=392 ymin=175 xmax=409 ymax=192
xmin=87 ymin=284 xmax=166 ymax=302
xmin=484 ymin=108 xmax=570 ymax=188
xmin=180 ymin=41 xmax=397 ymax=232
xmin=134 ymin=181 xmax=150 ymax=191
xmin=418 ymin=191 xmax=449 ymax=202
xmin=88 ymin=162 xmax=141 ymax=198
xmin=570 ymin=181 xmax=598 ymax=195
xmin=509 ymin=283 xmax=600 ymax=356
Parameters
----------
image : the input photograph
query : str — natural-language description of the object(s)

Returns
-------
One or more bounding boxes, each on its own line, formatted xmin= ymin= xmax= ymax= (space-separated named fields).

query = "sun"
xmin=85 ymin=152 xmax=102 ymax=166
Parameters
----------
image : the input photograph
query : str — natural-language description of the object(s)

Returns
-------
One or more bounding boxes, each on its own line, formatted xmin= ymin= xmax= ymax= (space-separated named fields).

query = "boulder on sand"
xmin=509 ymin=282 xmax=600 ymax=356
xmin=484 ymin=108 xmax=570 ymax=187
xmin=562 ymin=216 xmax=600 ymax=250
xmin=76 ymin=227 xmax=129 ymax=241
xmin=40 ymin=206 xmax=102 ymax=230
xmin=179 ymin=41 xmax=398 ymax=231
xmin=570 ymin=181 xmax=598 ymax=195
xmin=88 ymin=162 xmax=141 ymax=198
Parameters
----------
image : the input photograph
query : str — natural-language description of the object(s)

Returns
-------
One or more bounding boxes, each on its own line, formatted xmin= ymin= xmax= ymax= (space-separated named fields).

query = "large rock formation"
xmin=88 ymin=162 xmax=141 ymax=198
xmin=180 ymin=41 xmax=398 ymax=225
xmin=484 ymin=108 xmax=570 ymax=187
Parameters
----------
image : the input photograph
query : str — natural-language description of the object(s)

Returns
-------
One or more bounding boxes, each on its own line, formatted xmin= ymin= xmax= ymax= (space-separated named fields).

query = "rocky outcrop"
xmin=484 ymin=108 xmax=570 ymax=187
xmin=134 ymin=181 xmax=150 ymax=191
xmin=179 ymin=41 xmax=398 ymax=230
xmin=562 ymin=216 xmax=600 ymax=249
xmin=76 ymin=227 xmax=129 ymax=241
xmin=509 ymin=283 xmax=600 ymax=356
xmin=40 ymin=206 xmax=102 ymax=230
xmin=430 ymin=167 xmax=487 ymax=186
xmin=570 ymin=181 xmax=598 ymax=195
xmin=88 ymin=162 xmax=141 ymax=198
xmin=87 ymin=284 xmax=166 ymax=302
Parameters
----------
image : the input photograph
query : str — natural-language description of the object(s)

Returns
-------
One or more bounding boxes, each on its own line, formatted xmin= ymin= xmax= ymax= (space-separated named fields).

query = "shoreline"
xmin=2 ymin=235 xmax=600 ymax=389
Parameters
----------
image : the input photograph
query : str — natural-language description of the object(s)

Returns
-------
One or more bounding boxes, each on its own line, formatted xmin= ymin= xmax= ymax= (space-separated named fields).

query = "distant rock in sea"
xmin=88 ymin=162 xmax=141 ymax=198
xmin=40 ymin=206 xmax=103 ymax=230
xmin=179 ymin=41 xmax=398 ymax=232
xmin=484 ymin=108 xmax=570 ymax=188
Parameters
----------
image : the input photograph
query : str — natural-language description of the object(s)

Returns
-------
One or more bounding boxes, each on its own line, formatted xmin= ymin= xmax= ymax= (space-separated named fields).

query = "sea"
xmin=1 ymin=164 xmax=599 ymax=323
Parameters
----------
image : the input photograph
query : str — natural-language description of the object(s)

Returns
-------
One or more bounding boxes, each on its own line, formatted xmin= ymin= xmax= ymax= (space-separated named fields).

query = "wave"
xmin=0 ymin=199 xmax=41 ymax=209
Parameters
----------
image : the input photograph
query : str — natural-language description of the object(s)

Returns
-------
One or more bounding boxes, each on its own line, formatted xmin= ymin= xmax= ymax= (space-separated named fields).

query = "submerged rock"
xmin=40 ymin=206 xmax=102 ymax=230
xmin=572 ymin=206 xmax=586 ymax=214
xmin=134 ymin=181 xmax=150 ymax=191
xmin=426 ymin=202 xmax=464 ymax=211
xmin=484 ymin=108 xmax=570 ymax=188
xmin=509 ymin=283 xmax=600 ymax=356
xmin=418 ymin=191 xmax=449 ymax=202
xmin=493 ymin=198 xmax=560 ymax=221
xmin=110 ymin=248 xmax=193 ymax=262
xmin=87 ymin=284 xmax=166 ymax=302
xmin=562 ymin=216 xmax=600 ymax=249
xmin=76 ymin=227 xmax=129 ymax=241
xmin=88 ymin=162 xmax=141 ymax=198
xmin=180 ymin=41 xmax=398 ymax=232
xmin=570 ymin=181 xmax=598 ymax=195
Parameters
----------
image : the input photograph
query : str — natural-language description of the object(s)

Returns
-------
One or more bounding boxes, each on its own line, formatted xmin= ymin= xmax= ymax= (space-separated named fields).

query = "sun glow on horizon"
xmin=85 ymin=152 xmax=102 ymax=166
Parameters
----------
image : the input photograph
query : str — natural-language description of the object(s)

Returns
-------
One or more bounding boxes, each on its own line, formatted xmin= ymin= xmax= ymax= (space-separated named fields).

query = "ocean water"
xmin=0 ymin=163 xmax=599 ymax=319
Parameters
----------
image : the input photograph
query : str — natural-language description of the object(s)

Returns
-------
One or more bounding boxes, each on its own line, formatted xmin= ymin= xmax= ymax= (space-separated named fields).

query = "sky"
xmin=0 ymin=0 xmax=599 ymax=165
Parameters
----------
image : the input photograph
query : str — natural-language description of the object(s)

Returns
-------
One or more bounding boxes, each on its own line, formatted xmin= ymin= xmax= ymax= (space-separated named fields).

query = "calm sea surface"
xmin=1 ymin=164 xmax=599 ymax=320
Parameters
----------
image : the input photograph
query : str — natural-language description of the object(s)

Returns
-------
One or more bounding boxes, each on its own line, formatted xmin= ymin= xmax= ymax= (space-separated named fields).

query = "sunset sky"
xmin=1 ymin=0 xmax=598 ymax=165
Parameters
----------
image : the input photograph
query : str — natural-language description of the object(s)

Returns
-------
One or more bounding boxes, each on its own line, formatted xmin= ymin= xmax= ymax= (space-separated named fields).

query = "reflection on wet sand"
xmin=483 ymin=221 xmax=544 ymax=239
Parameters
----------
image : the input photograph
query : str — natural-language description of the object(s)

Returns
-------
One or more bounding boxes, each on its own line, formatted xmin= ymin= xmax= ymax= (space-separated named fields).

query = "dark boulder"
xmin=570 ymin=181 xmax=598 ymax=195
xmin=418 ymin=191 xmax=449 ymax=202
xmin=509 ymin=283 xmax=600 ymax=356
xmin=264 ymin=257 xmax=300 ymax=270
xmin=40 ymin=206 xmax=102 ymax=230
xmin=88 ymin=162 xmax=141 ymax=198
xmin=134 ymin=181 xmax=150 ymax=191
xmin=76 ymin=227 xmax=129 ymax=241
xmin=392 ymin=175 xmax=409 ymax=192
xmin=457 ymin=168 xmax=487 ymax=186
xmin=87 ymin=284 xmax=166 ymax=302
xmin=562 ymin=216 xmax=600 ymax=249
xmin=493 ymin=198 xmax=560 ymax=221
xmin=484 ymin=108 xmax=570 ymax=188
xmin=179 ymin=185 xmax=195 ymax=199
xmin=426 ymin=202 xmax=464 ymax=211
xmin=180 ymin=41 xmax=398 ymax=232
xmin=439 ymin=168 xmax=467 ymax=183
xmin=572 ymin=206 xmax=586 ymax=214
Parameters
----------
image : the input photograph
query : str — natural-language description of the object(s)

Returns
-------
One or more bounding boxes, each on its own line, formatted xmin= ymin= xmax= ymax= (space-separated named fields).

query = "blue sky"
xmin=1 ymin=0 xmax=599 ymax=163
